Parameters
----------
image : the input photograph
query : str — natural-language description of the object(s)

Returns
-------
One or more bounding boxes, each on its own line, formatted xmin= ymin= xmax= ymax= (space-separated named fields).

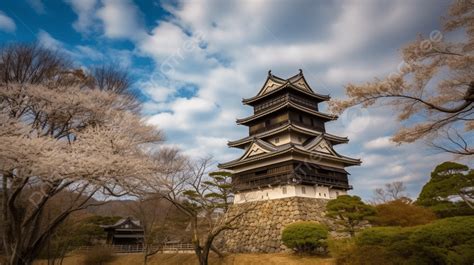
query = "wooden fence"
xmin=77 ymin=243 xmax=194 ymax=254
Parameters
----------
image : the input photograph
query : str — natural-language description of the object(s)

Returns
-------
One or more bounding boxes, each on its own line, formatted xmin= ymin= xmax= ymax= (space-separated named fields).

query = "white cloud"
xmin=27 ymin=0 xmax=45 ymax=14
xmin=65 ymin=0 xmax=98 ymax=34
xmin=76 ymin=45 xmax=104 ymax=60
xmin=96 ymin=0 xmax=145 ymax=39
xmin=132 ymin=0 xmax=454 ymax=199
xmin=63 ymin=0 xmax=457 ymax=200
xmin=148 ymin=97 xmax=217 ymax=131
xmin=364 ymin=136 xmax=393 ymax=150
xmin=0 ymin=11 xmax=16 ymax=33
xmin=37 ymin=30 xmax=64 ymax=50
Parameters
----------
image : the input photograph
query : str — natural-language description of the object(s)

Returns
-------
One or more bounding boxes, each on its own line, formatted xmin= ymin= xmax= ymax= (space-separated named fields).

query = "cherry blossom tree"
xmin=0 ymin=44 xmax=163 ymax=265
xmin=329 ymin=0 xmax=473 ymax=156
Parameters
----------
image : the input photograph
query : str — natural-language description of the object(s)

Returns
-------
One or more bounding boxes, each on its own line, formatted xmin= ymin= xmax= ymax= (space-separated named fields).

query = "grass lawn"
xmin=35 ymin=253 xmax=335 ymax=265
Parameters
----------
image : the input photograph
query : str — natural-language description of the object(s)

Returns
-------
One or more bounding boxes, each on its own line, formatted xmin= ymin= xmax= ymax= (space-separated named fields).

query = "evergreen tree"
xmin=417 ymin=161 xmax=474 ymax=217
xmin=326 ymin=195 xmax=375 ymax=237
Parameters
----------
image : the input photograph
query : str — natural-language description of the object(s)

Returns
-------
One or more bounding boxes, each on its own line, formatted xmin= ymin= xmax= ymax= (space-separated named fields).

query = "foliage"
xmin=326 ymin=195 xmax=376 ymax=237
xmin=82 ymin=246 xmax=116 ymax=265
xmin=329 ymin=0 xmax=474 ymax=155
xmin=417 ymin=161 xmax=474 ymax=217
xmin=205 ymin=171 xmax=233 ymax=212
xmin=38 ymin=214 xmax=121 ymax=261
xmin=0 ymin=43 xmax=163 ymax=265
xmin=281 ymin=222 xmax=328 ymax=255
xmin=373 ymin=199 xmax=436 ymax=227
xmin=327 ymin=238 xmax=355 ymax=264
xmin=73 ymin=216 xmax=122 ymax=244
xmin=337 ymin=216 xmax=474 ymax=265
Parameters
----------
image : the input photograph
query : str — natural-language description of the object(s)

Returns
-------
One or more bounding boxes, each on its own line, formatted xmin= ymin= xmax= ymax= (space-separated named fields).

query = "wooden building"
xmin=219 ymin=70 xmax=360 ymax=203
xmin=102 ymin=217 xmax=144 ymax=245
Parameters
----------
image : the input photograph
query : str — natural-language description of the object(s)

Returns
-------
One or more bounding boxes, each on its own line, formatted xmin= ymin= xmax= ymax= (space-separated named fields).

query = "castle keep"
xmin=219 ymin=70 xmax=360 ymax=252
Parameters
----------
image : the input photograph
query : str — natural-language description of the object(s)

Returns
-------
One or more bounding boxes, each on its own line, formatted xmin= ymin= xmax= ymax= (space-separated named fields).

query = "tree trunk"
xmin=143 ymin=250 xmax=148 ymax=265
xmin=198 ymin=249 xmax=209 ymax=265
xmin=2 ymin=173 xmax=11 ymax=258
xmin=9 ymin=251 xmax=33 ymax=265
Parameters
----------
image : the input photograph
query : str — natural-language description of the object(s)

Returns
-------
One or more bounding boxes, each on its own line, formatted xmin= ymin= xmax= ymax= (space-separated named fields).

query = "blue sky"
xmin=0 ymin=0 xmax=468 ymax=200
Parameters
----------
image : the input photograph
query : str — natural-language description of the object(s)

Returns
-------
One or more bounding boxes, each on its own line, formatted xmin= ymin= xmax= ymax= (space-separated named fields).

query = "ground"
xmin=34 ymin=253 xmax=335 ymax=265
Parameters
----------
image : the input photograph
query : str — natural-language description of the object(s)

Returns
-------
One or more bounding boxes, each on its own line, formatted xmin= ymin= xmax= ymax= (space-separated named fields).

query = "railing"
xmin=234 ymin=173 xmax=351 ymax=191
xmin=76 ymin=243 xmax=194 ymax=253
xmin=254 ymin=94 xmax=318 ymax=114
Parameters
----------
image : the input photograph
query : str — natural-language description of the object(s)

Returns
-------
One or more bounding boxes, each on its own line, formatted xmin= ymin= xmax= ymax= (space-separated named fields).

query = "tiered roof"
xmin=242 ymin=69 xmax=330 ymax=105
xmin=236 ymin=100 xmax=336 ymax=125
xmin=228 ymin=121 xmax=348 ymax=149
xmin=219 ymin=70 xmax=360 ymax=171
xmin=220 ymin=136 xmax=360 ymax=170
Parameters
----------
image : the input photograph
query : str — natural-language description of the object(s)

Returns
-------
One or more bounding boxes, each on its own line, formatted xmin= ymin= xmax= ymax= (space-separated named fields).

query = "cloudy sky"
xmin=0 ymin=0 xmax=468 ymax=200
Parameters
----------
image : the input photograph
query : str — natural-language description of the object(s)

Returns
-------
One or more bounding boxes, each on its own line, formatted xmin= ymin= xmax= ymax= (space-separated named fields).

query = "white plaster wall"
xmin=329 ymin=189 xmax=346 ymax=199
xmin=234 ymin=184 xmax=346 ymax=204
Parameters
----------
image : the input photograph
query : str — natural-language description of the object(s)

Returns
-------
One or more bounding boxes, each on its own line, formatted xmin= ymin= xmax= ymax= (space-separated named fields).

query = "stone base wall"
xmin=221 ymin=197 xmax=338 ymax=253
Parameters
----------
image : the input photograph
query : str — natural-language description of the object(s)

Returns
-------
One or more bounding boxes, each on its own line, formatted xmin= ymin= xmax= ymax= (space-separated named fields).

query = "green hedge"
xmin=281 ymin=221 xmax=328 ymax=255
xmin=341 ymin=216 xmax=474 ymax=265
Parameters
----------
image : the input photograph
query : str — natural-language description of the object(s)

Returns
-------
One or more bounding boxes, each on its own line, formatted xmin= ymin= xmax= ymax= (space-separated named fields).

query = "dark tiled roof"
xmin=228 ymin=121 xmax=348 ymax=148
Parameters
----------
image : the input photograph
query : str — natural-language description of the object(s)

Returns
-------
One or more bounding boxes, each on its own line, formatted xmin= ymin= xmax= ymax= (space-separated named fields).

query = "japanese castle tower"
xmin=219 ymin=70 xmax=360 ymax=203
xmin=219 ymin=70 xmax=361 ymax=253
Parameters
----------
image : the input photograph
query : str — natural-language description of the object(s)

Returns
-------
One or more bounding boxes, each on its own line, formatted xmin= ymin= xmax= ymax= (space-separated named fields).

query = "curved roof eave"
xmin=236 ymin=101 xmax=337 ymax=125
xmin=218 ymin=144 xmax=361 ymax=169
xmin=228 ymin=123 xmax=348 ymax=148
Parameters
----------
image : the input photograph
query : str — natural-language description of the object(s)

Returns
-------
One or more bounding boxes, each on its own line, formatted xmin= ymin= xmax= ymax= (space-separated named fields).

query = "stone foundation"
xmin=221 ymin=197 xmax=338 ymax=253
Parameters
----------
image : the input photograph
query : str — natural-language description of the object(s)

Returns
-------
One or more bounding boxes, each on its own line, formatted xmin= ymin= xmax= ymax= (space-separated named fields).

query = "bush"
xmin=373 ymin=199 xmax=437 ymax=227
xmin=428 ymin=201 xmax=474 ymax=218
xmin=82 ymin=246 xmax=116 ymax=265
xmin=281 ymin=221 xmax=328 ymax=255
xmin=337 ymin=216 xmax=474 ymax=265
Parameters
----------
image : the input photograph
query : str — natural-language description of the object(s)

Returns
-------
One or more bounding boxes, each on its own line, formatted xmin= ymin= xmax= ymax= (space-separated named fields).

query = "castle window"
xmin=274 ymin=137 xmax=280 ymax=143
xmin=324 ymin=193 xmax=327 ymax=197
xmin=301 ymin=186 xmax=306 ymax=194
xmin=319 ymin=193 xmax=322 ymax=196
xmin=282 ymin=186 xmax=287 ymax=194
xmin=336 ymin=191 xmax=339 ymax=196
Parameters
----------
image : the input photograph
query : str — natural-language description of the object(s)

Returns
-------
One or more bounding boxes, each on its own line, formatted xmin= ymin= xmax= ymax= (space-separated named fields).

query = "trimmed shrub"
xmin=337 ymin=216 xmax=474 ymax=265
xmin=82 ymin=246 xmax=116 ymax=265
xmin=281 ymin=221 xmax=328 ymax=255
